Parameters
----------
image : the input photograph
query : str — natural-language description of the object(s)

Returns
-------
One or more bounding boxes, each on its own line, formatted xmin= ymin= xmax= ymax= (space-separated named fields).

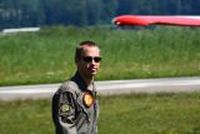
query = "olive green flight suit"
xmin=52 ymin=72 xmax=99 ymax=134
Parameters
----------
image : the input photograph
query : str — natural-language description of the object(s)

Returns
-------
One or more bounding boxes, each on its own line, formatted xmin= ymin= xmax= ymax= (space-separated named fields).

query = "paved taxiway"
xmin=0 ymin=77 xmax=200 ymax=101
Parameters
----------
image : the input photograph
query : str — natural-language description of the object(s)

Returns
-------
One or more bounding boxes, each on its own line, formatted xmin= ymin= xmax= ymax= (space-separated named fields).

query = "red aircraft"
xmin=112 ymin=15 xmax=200 ymax=27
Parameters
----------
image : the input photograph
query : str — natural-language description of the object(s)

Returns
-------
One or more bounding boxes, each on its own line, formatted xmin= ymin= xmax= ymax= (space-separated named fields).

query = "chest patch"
xmin=83 ymin=90 xmax=95 ymax=108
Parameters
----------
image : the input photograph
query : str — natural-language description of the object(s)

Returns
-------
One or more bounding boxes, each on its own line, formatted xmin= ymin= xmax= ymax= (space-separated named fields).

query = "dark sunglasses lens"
xmin=94 ymin=57 xmax=101 ymax=62
xmin=83 ymin=57 xmax=102 ymax=63
xmin=83 ymin=57 xmax=92 ymax=62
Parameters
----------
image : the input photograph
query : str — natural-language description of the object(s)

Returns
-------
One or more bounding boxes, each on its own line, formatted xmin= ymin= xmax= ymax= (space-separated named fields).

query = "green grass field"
xmin=1 ymin=26 xmax=200 ymax=134
xmin=0 ymin=93 xmax=200 ymax=134
xmin=0 ymin=26 xmax=200 ymax=86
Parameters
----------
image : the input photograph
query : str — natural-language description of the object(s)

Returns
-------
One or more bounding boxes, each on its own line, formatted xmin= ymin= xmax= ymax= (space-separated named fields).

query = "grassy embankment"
xmin=1 ymin=26 xmax=200 ymax=133
xmin=0 ymin=93 xmax=200 ymax=134
xmin=0 ymin=26 xmax=200 ymax=86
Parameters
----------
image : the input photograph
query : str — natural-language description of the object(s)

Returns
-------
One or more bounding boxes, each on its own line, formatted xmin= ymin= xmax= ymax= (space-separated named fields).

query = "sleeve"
xmin=52 ymin=89 xmax=77 ymax=134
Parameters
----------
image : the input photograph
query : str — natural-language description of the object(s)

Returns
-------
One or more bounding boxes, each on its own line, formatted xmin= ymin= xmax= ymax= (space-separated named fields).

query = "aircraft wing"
xmin=112 ymin=15 xmax=200 ymax=27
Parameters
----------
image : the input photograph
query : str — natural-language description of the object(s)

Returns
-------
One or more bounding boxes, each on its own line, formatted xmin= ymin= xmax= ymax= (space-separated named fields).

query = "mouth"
xmin=91 ymin=68 xmax=97 ymax=72
xmin=89 ymin=67 xmax=97 ymax=73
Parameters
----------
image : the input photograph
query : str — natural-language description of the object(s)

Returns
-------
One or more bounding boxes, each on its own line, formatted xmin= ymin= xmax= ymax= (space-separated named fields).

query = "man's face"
xmin=77 ymin=45 xmax=101 ymax=79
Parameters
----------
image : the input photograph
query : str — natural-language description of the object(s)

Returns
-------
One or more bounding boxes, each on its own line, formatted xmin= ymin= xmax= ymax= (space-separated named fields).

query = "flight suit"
xmin=52 ymin=72 xmax=99 ymax=134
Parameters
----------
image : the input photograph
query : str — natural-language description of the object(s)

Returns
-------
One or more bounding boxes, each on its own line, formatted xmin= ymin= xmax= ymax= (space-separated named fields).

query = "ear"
xmin=75 ymin=58 xmax=81 ymax=66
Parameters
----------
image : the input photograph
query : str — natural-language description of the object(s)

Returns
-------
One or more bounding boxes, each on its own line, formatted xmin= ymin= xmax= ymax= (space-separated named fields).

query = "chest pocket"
xmin=76 ymin=91 xmax=98 ymax=133
xmin=76 ymin=91 xmax=96 ymax=120
xmin=74 ymin=94 xmax=90 ymax=132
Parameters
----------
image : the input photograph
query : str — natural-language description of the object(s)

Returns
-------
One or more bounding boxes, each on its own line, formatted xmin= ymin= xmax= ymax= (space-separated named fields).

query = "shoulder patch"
xmin=61 ymin=103 xmax=70 ymax=112
xmin=59 ymin=103 xmax=71 ymax=116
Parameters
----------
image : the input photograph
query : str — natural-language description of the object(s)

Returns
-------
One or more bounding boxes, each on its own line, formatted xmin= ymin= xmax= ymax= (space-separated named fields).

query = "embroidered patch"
xmin=60 ymin=103 xmax=70 ymax=113
xmin=83 ymin=90 xmax=95 ymax=108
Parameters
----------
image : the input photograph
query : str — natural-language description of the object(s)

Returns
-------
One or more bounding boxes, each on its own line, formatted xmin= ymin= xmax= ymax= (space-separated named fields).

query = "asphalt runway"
xmin=0 ymin=77 xmax=200 ymax=101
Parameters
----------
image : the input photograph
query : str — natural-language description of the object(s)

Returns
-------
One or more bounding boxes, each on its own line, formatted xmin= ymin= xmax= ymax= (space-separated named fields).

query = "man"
xmin=52 ymin=40 xmax=102 ymax=134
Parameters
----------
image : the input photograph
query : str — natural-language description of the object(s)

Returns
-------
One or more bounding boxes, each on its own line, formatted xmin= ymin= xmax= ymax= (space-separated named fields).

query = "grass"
xmin=0 ymin=93 xmax=200 ymax=134
xmin=0 ymin=26 xmax=200 ymax=86
xmin=1 ymin=26 xmax=200 ymax=134
xmin=99 ymin=93 xmax=200 ymax=134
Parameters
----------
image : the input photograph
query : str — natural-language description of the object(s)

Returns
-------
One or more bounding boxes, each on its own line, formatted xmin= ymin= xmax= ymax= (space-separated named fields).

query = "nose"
xmin=91 ymin=59 xmax=96 ymax=64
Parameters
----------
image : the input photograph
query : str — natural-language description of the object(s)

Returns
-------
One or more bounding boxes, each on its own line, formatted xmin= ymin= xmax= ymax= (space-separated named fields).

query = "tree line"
xmin=0 ymin=0 xmax=200 ymax=29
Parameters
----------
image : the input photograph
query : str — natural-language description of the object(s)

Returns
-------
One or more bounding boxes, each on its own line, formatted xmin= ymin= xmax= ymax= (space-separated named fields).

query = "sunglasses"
xmin=83 ymin=56 xmax=102 ymax=63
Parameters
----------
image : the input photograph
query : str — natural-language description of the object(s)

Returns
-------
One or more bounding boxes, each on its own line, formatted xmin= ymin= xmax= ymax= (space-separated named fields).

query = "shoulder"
xmin=56 ymin=80 xmax=80 ymax=95
xmin=53 ymin=80 xmax=79 ymax=103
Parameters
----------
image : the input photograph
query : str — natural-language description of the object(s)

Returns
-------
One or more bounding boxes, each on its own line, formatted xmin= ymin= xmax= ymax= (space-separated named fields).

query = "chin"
xmin=90 ymin=72 xmax=97 ymax=77
xmin=90 ymin=73 xmax=96 ymax=77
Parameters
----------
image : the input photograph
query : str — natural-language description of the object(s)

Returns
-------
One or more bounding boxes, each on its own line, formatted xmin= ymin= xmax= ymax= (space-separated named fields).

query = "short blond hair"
xmin=75 ymin=40 xmax=99 ymax=63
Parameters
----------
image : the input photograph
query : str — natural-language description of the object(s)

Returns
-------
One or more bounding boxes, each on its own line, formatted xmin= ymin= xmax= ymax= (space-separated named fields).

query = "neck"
xmin=78 ymin=71 xmax=94 ymax=86
xmin=84 ymin=77 xmax=94 ymax=86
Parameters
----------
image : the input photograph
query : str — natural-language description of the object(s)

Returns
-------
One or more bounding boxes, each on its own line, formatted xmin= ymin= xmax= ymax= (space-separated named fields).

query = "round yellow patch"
xmin=83 ymin=91 xmax=94 ymax=108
